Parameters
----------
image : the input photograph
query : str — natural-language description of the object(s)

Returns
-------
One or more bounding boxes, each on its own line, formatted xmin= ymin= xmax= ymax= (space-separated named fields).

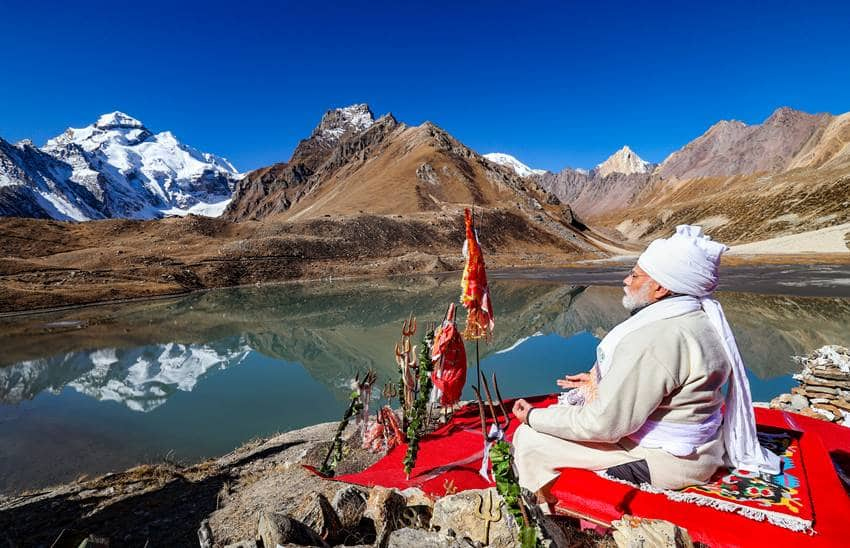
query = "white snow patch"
xmin=484 ymin=153 xmax=546 ymax=178
xmin=495 ymin=331 xmax=544 ymax=354
xmin=161 ymin=198 xmax=232 ymax=218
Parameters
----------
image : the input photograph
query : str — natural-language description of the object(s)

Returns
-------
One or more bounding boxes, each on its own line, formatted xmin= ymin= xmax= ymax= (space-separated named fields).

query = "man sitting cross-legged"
xmin=511 ymin=225 xmax=780 ymax=505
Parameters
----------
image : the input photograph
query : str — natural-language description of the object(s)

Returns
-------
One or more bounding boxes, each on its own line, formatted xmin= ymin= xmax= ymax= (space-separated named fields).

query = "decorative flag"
xmin=430 ymin=303 xmax=467 ymax=406
xmin=460 ymin=208 xmax=494 ymax=340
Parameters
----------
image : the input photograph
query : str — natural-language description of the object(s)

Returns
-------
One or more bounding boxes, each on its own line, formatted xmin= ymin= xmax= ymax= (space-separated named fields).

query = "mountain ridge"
xmin=0 ymin=112 xmax=241 ymax=221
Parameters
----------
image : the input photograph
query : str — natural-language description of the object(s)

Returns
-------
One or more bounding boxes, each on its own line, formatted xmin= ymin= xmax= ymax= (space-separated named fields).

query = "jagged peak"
xmin=374 ymin=112 xmax=398 ymax=126
xmin=763 ymin=106 xmax=828 ymax=126
xmin=95 ymin=111 xmax=147 ymax=130
xmin=313 ymin=103 xmax=375 ymax=142
xmin=595 ymin=145 xmax=650 ymax=177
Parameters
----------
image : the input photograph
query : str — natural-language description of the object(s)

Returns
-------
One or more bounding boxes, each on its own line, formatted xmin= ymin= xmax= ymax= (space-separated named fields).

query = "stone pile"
xmin=770 ymin=345 xmax=850 ymax=425
xmin=213 ymin=485 xmax=612 ymax=547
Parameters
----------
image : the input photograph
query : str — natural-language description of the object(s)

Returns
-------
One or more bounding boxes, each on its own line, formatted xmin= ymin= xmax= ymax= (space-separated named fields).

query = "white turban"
xmin=638 ymin=225 xmax=780 ymax=475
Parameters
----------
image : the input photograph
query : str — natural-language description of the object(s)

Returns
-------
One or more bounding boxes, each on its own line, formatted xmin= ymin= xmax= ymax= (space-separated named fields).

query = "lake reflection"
xmin=1 ymin=277 xmax=850 ymax=493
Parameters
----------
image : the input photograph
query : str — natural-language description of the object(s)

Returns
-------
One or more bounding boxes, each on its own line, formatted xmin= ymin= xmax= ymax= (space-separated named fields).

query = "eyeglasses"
xmin=626 ymin=269 xmax=650 ymax=280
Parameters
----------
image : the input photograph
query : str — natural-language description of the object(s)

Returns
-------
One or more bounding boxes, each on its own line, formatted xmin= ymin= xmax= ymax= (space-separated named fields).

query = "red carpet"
xmin=330 ymin=397 xmax=850 ymax=547
xmin=335 ymin=395 xmax=555 ymax=495
xmin=552 ymin=407 xmax=850 ymax=547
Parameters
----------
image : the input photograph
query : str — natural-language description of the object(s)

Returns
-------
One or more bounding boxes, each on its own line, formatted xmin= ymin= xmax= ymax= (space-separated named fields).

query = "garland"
xmin=402 ymin=329 xmax=435 ymax=478
xmin=490 ymin=440 xmax=540 ymax=547
xmin=320 ymin=385 xmax=364 ymax=477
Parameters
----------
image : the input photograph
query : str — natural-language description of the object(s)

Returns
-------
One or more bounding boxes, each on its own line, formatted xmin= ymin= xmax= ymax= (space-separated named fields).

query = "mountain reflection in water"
xmin=1 ymin=277 xmax=849 ymax=493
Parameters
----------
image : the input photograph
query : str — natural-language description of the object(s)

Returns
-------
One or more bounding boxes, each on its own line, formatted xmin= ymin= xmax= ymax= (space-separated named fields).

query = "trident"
xmin=474 ymin=489 xmax=502 ymax=545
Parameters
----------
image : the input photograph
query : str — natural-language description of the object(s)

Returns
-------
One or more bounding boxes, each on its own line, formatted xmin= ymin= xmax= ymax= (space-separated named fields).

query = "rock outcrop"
xmin=770 ymin=345 xmax=850 ymax=425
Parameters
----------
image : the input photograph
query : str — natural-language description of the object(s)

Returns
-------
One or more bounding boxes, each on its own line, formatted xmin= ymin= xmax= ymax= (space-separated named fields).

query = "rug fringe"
xmin=596 ymin=472 xmax=814 ymax=534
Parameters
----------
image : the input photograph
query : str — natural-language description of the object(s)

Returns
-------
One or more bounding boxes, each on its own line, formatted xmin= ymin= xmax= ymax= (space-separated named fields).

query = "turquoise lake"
xmin=2 ymin=273 xmax=850 ymax=493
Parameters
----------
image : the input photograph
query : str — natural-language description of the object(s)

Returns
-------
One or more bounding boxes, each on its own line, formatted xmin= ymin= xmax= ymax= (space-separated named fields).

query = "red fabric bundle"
xmin=431 ymin=303 xmax=467 ymax=406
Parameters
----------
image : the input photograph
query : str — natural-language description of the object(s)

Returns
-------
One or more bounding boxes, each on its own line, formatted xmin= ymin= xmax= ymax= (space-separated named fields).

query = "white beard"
xmin=622 ymin=283 xmax=653 ymax=311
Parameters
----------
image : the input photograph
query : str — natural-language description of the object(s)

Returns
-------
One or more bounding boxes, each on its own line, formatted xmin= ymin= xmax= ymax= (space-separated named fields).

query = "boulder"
xmin=364 ymin=486 xmax=407 ymax=547
xmin=400 ymin=486 xmax=434 ymax=509
xmin=332 ymin=485 xmax=369 ymax=530
xmin=224 ymin=542 xmax=259 ymax=548
xmin=790 ymin=394 xmax=809 ymax=411
xmin=397 ymin=504 xmax=432 ymax=530
xmin=386 ymin=527 xmax=469 ymax=547
xmin=611 ymin=515 xmax=694 ymax=547
xmin=430 ymin=488 xmax=517 ymax=548
xmin=294 ymin=492 xmax=343 ymax=544
xmin=257 ymin=511 xmax=329 ymax=548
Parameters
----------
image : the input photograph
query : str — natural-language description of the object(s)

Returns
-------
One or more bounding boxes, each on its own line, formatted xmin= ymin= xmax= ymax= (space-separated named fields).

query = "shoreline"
xmin=4 ymin=256 xmax=850 ymax=318
xmin=1 ymin=393 xmax=836 ymax=547
xmin=0 ymin=419 xmax=375 ymax=546
xmin=0 ymin=398 xmax=771 ymax=545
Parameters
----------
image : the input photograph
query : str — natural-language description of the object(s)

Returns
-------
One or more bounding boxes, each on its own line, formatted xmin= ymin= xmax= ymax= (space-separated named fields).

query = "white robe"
xmin=513 ymin=309 xmax=729 ymax=492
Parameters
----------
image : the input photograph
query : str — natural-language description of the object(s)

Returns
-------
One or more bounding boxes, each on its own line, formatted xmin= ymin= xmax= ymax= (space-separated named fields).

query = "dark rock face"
xmin=291 ymin=103 xmax=376 ymax=170
xmin=224 ymin=161 xmax=313 ymax=221
xmin=0 ymin=186 xmax=52 ymax=219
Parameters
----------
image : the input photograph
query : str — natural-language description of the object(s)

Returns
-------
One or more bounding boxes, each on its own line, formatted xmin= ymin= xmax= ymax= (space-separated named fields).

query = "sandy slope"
xmin=729 ymin=223 xmax=850 ymax=254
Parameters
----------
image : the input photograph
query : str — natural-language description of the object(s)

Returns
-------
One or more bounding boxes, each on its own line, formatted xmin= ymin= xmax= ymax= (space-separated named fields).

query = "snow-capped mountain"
xmin=0 ymin=340 xmax=252 ymax=412
xmin=483 ymin=152 xmax=547 ymax=178
xmin=594 ymin=145 xmax=650 ymax=177
xmin=0 ymin=112 xmax=242 ymax=221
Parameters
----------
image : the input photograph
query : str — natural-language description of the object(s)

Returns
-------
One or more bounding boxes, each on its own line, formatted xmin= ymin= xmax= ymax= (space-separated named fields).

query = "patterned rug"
xmin=601 ymin=428 xmax=813 ymax=532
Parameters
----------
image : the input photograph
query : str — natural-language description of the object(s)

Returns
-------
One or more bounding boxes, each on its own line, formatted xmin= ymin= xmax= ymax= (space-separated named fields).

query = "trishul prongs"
xmin=356 ymin=368 xmax=377 ymax=391
xmin=402 ymin=313 xmax=417 ymax=338
xmin=473 ymin=372 xmax=511 ymax=439
xmin=381 ymin=382 xmax=398 ymax=400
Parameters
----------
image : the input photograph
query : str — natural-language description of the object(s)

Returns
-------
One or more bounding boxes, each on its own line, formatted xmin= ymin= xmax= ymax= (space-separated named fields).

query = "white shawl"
xmin=632 ymin=225 xmax=780 ymax=475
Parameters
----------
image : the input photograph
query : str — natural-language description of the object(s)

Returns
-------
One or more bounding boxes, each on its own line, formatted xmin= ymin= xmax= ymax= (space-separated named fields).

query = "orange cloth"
xmin=460 ymin=208 xmax=494 ymax=340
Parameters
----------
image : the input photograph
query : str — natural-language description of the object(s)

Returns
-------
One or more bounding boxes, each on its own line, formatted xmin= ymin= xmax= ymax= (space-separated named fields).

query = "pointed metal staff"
xmin=472 ymin=372 xmax=511 ymax=481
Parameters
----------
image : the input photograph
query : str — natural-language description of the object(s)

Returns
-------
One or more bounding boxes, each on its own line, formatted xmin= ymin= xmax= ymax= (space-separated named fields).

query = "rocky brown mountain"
xmin=655 ymin=107 xmax=831 ymax=181
xmin=0 ymin=104 xmax=615 ymax=313
xmin=537 ymin=146 xmax=654 ymax=220
xmin=539 ymin=107 xmax=850 ymax=248
xmin=225 ymin=104 xmax=600 ymax=254
xmin=224 ymin=104 xmax=381 ymax=221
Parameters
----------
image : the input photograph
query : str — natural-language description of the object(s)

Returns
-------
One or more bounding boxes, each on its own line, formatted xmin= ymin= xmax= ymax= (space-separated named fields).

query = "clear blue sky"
xmin=2 ymin=0 xmax=849 ymax=172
